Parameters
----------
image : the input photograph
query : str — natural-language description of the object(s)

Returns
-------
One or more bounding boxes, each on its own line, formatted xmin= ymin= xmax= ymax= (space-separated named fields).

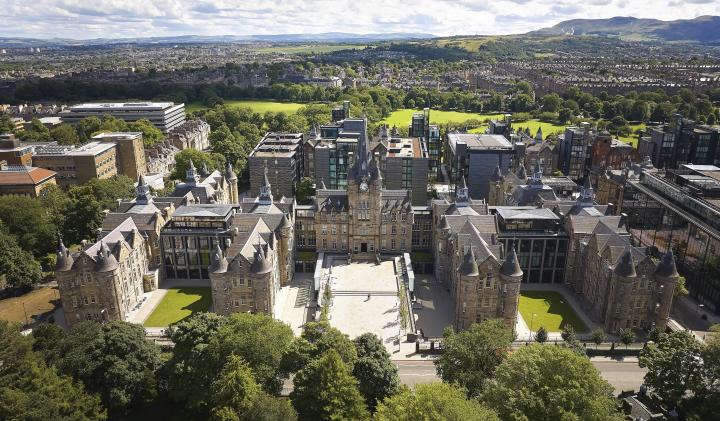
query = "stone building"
xmin=33 ymin=141 xmax=118 ymax=189
xmin=168 ymin=160 xmax=238 ymax=204
xmin=524 ymin=141 xmax=558 ymax=176
xmin=0 ymin=161 xmax=56 ymax=197
xmin=56 ymin=217 xmax=151 ymax=327
xmin=594 ymin=157 xmax=656 ymax=214
xmin=576 ymin=224 xmax=678 ymax=332
xmin=432 ymin=180 xmax=522 ymax=330
xmin=167 ymin=119 xmax=211 ymax=150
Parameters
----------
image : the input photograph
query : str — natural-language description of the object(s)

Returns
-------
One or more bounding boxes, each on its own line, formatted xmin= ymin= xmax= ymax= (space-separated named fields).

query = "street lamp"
xmin=530 ymin=313 xmax=537 ymax=341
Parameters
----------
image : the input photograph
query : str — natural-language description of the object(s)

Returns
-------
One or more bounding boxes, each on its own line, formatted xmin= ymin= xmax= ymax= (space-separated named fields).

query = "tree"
xmin=535 ymin=326 xmax=548 ymax=343
xmin=0 ymin=114 xmax=15 ymax=133
xmin=31 ymin=322 xmax=65 ymax=364
xmin=244 ymin=392 xmax=298 ymax=421
xmin=0 ymin=195 xmax=58 ymax=257
xmin=171 ymin=148 xmax=226 ymax=181
xmin=290 ymin=349 xmax=369 ymax=421
xmin=561 ymin=324 xmax=576 ymax=343
xmin=675 ymin=276 xmax=689 ymax=298
xmin=352 ymin=333 xmax=400 ymax=409
xmin=557 ymin=108 xmax=573 ymax=124
xmin=166 ymin=312 xmax=230 ymax=412
xmin=0 ymin=320 xmax=107 ymax=421
xmin=284 ymin=321 xmax=358 ymax=374
xmin=76 ymin=116 xmax=102 ymax=142
xmin=64 ymin=176 xmax=135 ymax=243
xmin=127 ymin=119 xmax=164 ymax=147
xmin=541 ymin=93 xmax=562 ymax=113
xmin=639 ymin=330 xmax=705 ymax=405
xmin=590 ymin=328 xmax=606 ymax=348
xmin=647 ymin=326 xmax=665 ymax=343
xmin=210 ymin=355 xmax=261 ymax=421
xmin=434 ymin=320 xmax=514 ymax=397
xmin=296 ymin=177 xmax=316 ymax=205
xmin=50 ymin=123 xmax=79 ymax=145
xmin=374 ymin=383 xmax=498 ymax=421
xmin=19 ymin=117 xmax=51 ymax=142
xmin=0 ymin=227 xmax=43 ymax=290
xmin=482 ymin=344 xmax=621 ymax=421
xmin=206 ymin=313 xmax=294 ymax=394
xmin=618 ymin=328 xmax=635 ymax=349
xmin=54 ymin=321 xmax=162 ymax=417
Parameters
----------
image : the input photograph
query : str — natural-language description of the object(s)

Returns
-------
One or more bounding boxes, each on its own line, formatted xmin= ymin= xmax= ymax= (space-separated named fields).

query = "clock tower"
xmin=347 ymin=121 xmax=382 ymax=257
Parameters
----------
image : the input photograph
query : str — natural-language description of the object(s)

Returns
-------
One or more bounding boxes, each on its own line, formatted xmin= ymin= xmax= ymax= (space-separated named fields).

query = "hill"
xmin=528 ymin=15 xmax=720 ymax=42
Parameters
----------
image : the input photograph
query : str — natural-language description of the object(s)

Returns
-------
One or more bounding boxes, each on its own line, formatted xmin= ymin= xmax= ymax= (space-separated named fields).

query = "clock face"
xmin=359 ymin=181 xmax=368 ymax=192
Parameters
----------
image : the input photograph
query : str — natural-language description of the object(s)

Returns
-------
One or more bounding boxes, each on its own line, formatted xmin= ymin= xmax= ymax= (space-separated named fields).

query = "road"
xmin=395 ymin=359 xmax=647 ymax=393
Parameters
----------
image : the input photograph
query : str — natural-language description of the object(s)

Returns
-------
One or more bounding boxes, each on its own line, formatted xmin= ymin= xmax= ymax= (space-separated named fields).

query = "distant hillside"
xmin=528 ymin=15 xmax=720 ymax=42
xmin=0 ymin=32 xmax=435 ymax=48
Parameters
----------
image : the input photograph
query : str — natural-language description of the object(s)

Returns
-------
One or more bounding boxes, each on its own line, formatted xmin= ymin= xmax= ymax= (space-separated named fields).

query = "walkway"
xmin=277 ymin=273 xmax=313 ymax=336
xmin=413 ymin=274 xmax=455 ymax=338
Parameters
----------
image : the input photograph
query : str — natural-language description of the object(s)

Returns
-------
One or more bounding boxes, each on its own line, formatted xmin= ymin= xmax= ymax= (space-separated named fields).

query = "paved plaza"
xmin=412 ymin=274 xmax=455 ymax=338
xmin=277 ymin=273 xmax=313 ymax=336
xmin=327 ymin=260 xmax=401 ymax=354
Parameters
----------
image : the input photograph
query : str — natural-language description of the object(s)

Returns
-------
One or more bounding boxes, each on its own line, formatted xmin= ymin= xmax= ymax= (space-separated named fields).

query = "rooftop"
xmin=92 ymin=132 xmax=143 ymax=141
xmin=496 ymin=207 xmax=560 ymax=220
xmin=67 ymin=102 xmax=180 ymax=111
xmin=387 ymin=137 xmax=424 ymax=158
xmin=447 ymin=133 xmax=513 ymax=150
xmin=0 ymin=166 xmax=56 ymax=185
xmin=173 ymin=204 xmax=236 ymax=218
xmin=34 ymin=141 xmax=116 ymax=157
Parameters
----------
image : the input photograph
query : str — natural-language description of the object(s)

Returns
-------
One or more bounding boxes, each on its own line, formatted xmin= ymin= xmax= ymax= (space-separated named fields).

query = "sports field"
xmin=186 ymin=100 xmax=306 ymax=114
xmin=381 ymin=109 xmax=502 ymax=127
xmin=144 ymin=287 xmax=212 ymax=327
xmin=519 ymin=290 xmax=587 ymax=333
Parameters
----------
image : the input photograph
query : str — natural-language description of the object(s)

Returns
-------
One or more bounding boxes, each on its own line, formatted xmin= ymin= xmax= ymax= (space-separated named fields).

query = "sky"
xmin=1 ymin=0 xmax=720 ymax=39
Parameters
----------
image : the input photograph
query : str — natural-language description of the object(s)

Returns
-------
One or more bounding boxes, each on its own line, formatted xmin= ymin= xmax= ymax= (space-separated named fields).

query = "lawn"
xmin=381 ymin=109 xmax=503 ymax=127
xmin=0 ymin=286 xmax=59 ymax=325
xmin=186 ymin=100 xmax=307 ymax=114
xmin=144 ymin=287 xmax=212 ymax=327
xmin=519 ymin=290 xmax=587 ymax=333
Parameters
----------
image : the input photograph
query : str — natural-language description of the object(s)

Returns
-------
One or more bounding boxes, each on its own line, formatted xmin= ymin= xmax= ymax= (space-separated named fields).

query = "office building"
xmin=248 ymin=132 xmax=304 ymax=199
xmin=60 ymin=102 xmax=186 ymax=133
xmin=446 ymin=132 xmax=514 ymax=200
xmin=641 ymin=117 xmax=720 ymax=169
xmin=383 ymin=136 xmax=429 ymax=205
xmin=408 ymin=108 xmax=441 ymax=178
xmin=32 ymin=142 xmax=117 ymax=189
xmin=0 ymin=160 xmax=57 ymax=197
xmin=92 ymin=132 xmax=147 ymax=181
xmin=0 ymin=134 xmax=33 ymax=166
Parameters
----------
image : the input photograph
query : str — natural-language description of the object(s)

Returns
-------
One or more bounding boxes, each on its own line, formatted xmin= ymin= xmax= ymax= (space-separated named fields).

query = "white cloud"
xmin=0 ymin=0 xmax=717 ymax=39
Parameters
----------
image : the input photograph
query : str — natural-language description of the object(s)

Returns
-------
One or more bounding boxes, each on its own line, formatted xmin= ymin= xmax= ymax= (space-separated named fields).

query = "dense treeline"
xmin=5 ymin=315 xmax=658 ymax=420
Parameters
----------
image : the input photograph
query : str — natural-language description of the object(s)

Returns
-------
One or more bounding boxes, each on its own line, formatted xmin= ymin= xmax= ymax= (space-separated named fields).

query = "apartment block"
xmin=248 ymin=132 xmax=304 ymax=199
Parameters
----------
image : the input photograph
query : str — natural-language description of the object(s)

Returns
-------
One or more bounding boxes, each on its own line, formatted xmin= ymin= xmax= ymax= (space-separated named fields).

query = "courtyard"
xmin=326 ymin=259 xmax=401 ymax=354
xmin=143 ymin=287 xmax=212 ymax=327
xmin=518 ymin=290 xmax=588 ymax=333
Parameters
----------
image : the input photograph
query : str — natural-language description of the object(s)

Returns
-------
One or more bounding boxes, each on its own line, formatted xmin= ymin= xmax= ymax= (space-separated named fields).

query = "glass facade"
xmin=625 ymin=173 xmax=720 ymax=313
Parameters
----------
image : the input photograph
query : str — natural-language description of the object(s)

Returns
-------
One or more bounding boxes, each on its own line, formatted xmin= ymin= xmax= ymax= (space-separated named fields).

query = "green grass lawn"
xmin=144 ymin=287 xmax=212 ymax=327
xmin=186 ymin=100 xmax=307 ymax=114
xmin=519 ymin=291 xmax=588 ymax=333
xmin=381 ymin=109 xmax=503 ymax=127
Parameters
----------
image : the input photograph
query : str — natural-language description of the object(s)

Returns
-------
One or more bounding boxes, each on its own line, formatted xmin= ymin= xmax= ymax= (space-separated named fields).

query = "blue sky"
xmin=1 ymin=0 xmax=719 ymax=39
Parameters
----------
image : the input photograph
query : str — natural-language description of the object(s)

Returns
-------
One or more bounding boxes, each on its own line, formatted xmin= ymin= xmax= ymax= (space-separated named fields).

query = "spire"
xmin=491 ymin=163 xmax=504 ymax=182
xmin=440 ymin=215 xmax=450 ymax=231
xmin=55 ymin=234 xmax=74 ymax=271
xmin=186 ymin=159 xmax=200 ymax=184
xmin=279 ymin=214 xmax=293 ymax=230
xmin=201 ymin=162 xmax=210 ymax=176
xmin=95 ymin=241 xmax=119 ymax=272
xmin=225 ymin=162 xmax=237 ymax=181
xmin=456 ymin=174 xmax=469 ymax=205
xmin=309 ymin=123 xmax=319 ymax=139
xmin=258 ymin=164 xmax=273 ymax=204
xmin=535 ymin=127 xmax=543 ymax=141
xmin=530 ymin=161 xmax=543 ymax=183
xmin=320 ymin=178 xmax=327 ymax=190
xmin=209 ymin=244 xmax=228 ymax=273
xmin=135 ymin=175 xmax=152 ymax=205
xmin=579 ymin=177 xmax=595 ymax=203
xmin=614 ymin=247 xmax=637 ymax=278
xmin=516 ymin=163 xmax=527 ymax=180
xmin=501 ymin=244 xmax=523 ymax=278
xmin=460 ymin=246 xmax=479 ymax=277
xmin=655 ymin=249 xmax=679 ymax=278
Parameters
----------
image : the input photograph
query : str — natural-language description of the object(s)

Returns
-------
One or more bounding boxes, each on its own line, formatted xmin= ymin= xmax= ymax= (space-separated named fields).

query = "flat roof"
xmin=497 ymin=207 xmax=560 ymax=220
xmin=92 ymin=132 xmax=142 ymax=140
xmin=387 ymin=137 xmax=423 ymax=158
xmin=447 ymin=133 xmax=513 ymax=150
xmin=34 ymin=141 xmax=116 ymax=157
xmin=67 ymin=102 xmax=180 ymax=111
xmin=173 ymin=204 xmax=236 ymax=218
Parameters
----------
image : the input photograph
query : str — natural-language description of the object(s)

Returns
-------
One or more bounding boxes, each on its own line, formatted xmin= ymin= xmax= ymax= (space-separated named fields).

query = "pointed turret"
xmin=614 ymin=247 xmax=637 ymax=278
xmin=201 ymin=162 xmax=210 ymax=176
xmin=209 ymin=244 xmax=228 ymax=274
xmin=535 ymin=127 xmax=543 ymax=142
xmin=501 ymin=245 xmax=523 ymax=278
xmin=516 ymin=163 xmax=527 ymax=180
xmin=655 ymin=249 xmax=679 ymax=278
xmin=258 ymin=165 xmax=273 ymax=204
xmin=456 ymin=175 xmax=469 ymax=205
xmin=250 ymin=245 xmax=273 ymax=275
xmin=319 ymin=178 xmax=327 ymax=190
xmin=225 ymin=162 xmax=237 ymax=181
xmin=578 ymin=177 xmax=595 ymax=203
xmin=95 ymin=241 xmax=119 ymax=272
xmin=56 ymin=235 xmax=74 ymax=272
xmin=459 ymin=247 xmax=479 ymax=277
xmin=135 ymin=175 xmax=152 ymax=205
xmin=491 ymin=163 xmax=504 ymax=182
xmin=309 ymin=124 xmax=319 ymax=140
xmin=186 ymin=159 xmax=200 ymax=184
xmin=279 ymin=214 xmax=293 ymax=230
xmin=439 ymin=215 xmax=451 ymax=231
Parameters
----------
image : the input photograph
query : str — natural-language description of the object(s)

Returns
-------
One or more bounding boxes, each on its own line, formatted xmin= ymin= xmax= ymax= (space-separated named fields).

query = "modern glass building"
xmin=493 ymin=207 xmax=568 ymax=284
xmin=624 ymin=168 xmax=720 ymax=313
xmin=159 ymin=204 xmax=237 ymax=282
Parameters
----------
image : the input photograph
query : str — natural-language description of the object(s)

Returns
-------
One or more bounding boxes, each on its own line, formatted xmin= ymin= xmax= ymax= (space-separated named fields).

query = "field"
xmin=252 ymin=44 xmax=366 ymax=54
xmin=519 ymin=290 xmax=587 ymax=333
xmin=381 ymin=109 xmax=502 ymax=127
xmin=186 ymin=100 xmax=306 ymax=114
xmin=144 ymin=287 xmax=212 ymax=327
xmin=0 ymin=286 xmax=59 ymax=325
